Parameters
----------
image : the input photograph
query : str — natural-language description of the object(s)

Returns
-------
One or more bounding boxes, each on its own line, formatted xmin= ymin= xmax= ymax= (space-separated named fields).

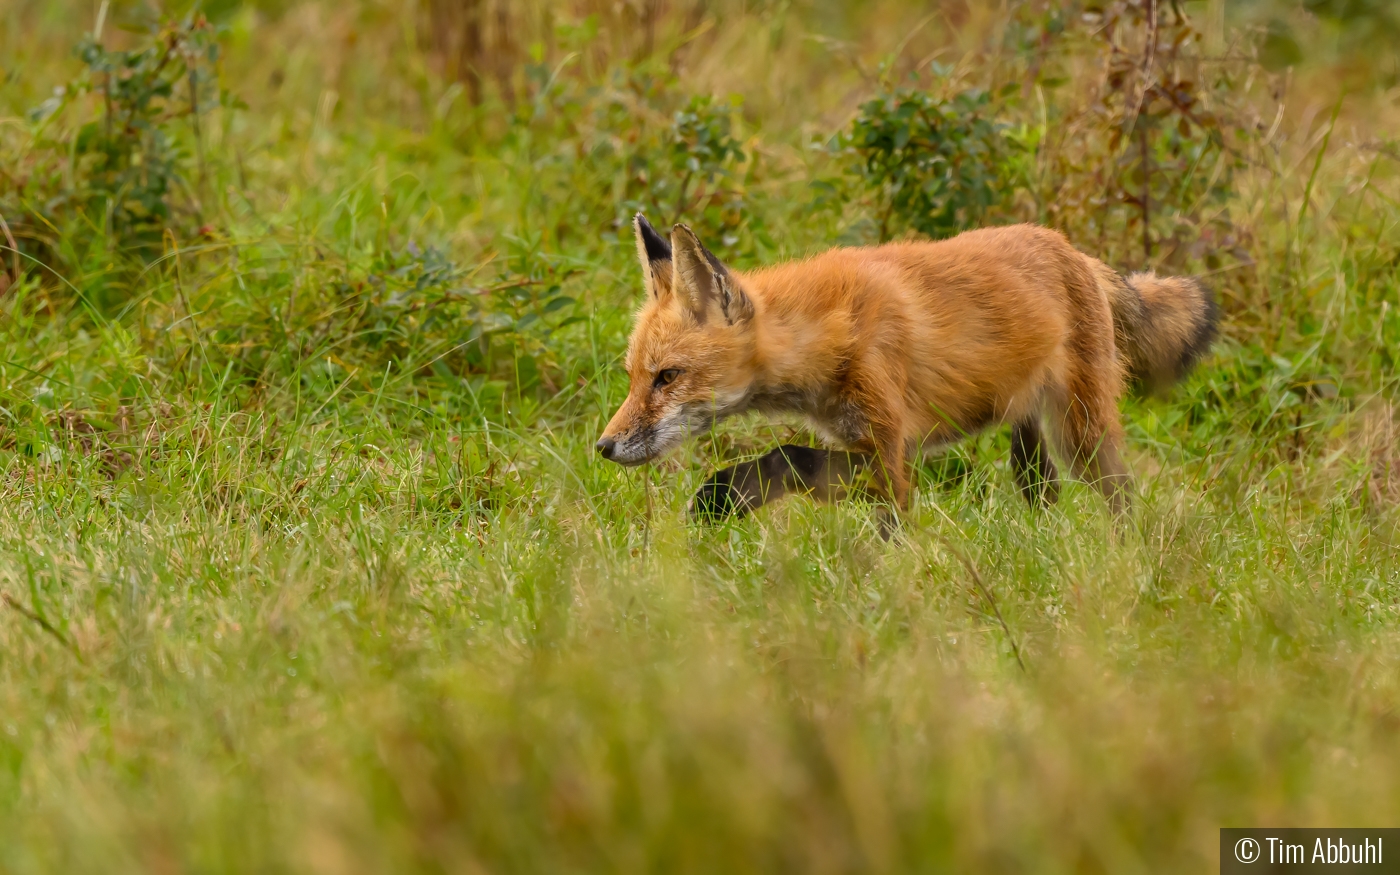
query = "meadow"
xmin=1 ymin=1 xmax=1398 ymax=871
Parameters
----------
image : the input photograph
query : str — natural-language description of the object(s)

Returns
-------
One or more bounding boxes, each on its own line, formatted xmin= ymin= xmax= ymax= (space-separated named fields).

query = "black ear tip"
xmin=636 ymin=213 xmax=672 ymax=261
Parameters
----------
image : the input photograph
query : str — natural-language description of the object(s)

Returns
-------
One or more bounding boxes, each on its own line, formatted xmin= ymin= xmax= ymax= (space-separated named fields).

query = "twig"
xmin=643 ymin=463 xmax=654 ymax=552
xmin=671 ymin=168 xmax=694 ymax=226
xmin=878 ymin=198 xmax=897 ymax=245
xmin=2 ymin=592 xmax=83 ymax=661
xmin=1137 ymin=0 xmax=1159 ymax=265
xmin=964 ymin=559 xmax=1027 ymax=673
xmin=1140 ymin=120 xmax=1152 ymax=263
xmin=188 ymin=63 xmax=206 ymax=220
xmin=1118 ymin=1 xmax=1159 ymax=139
xmin=931 ymin=534 xmax=1027 ymax=673
xmin=1295 ymin=92 xmax=1345 ymax=279
xmin=0 ymin=210 xmax=19 ymax=289
xmin=401 ymin=277 xmax=557 ymax=314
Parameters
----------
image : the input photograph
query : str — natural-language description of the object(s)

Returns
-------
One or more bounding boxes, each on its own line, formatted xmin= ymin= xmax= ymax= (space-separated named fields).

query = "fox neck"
xmin=736 ymin=288 xmax=849 ymax=413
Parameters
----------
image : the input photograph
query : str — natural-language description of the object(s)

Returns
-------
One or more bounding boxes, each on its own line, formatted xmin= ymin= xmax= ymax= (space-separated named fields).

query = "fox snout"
xmin=594 ymin=426 xmax=657 ymax=467
xmin=598 ymin=386 xmax=710 ymax=467
xmin=595 ymin=435 xmax=618 ymax=460
xmin=596 ymin=395 xmax=655 ymax=466
xmin=595 ymin=403 xmax=678 ymax=467
xmin=594 ymin=432 xmax=650 ymax=465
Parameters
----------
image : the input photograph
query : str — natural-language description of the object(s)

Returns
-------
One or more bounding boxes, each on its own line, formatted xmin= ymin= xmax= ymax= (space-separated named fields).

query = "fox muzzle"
xmin=595 ymin=436 xmax=617 ymax=460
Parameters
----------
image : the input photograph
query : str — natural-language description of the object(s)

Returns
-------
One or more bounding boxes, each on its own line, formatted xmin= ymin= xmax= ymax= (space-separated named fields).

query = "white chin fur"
xmin=609 ymin=410 xmax=698 ymax=465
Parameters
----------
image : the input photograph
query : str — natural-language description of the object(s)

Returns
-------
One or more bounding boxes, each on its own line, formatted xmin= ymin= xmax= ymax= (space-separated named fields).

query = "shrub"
xmin=840 ymin=70 xmax=1025 ymax=241
xmin=2 ymin=13 xmax=229 ymax=282
xmin=1018 ymin=1 xmax=1253 ymax=278
xmin=648 ymin=95 xmax=747 ymax=234
xmin=513 ymin=61 xmax=753 ymax=254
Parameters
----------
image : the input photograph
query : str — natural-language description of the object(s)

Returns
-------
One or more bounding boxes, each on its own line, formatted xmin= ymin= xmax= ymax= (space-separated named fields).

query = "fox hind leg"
xmin=1047 ymin=392 xmax=1132 ymax=516
xmin=1010 ymin=417 xmax=1060 ymax=507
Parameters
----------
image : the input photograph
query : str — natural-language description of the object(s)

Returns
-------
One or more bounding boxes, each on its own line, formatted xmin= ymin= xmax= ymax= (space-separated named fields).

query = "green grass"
xmin=2 ymin=1 xmax=1400 ymax=872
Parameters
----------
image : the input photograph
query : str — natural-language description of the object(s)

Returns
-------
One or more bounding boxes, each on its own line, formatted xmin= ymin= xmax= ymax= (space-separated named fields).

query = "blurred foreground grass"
xmin=1 ymin=1 xmax=1399 ymax=872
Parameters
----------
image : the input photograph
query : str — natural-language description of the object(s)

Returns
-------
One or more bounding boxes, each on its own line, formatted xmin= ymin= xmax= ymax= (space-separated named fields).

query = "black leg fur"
xmin=1010 ymin=419 xmax=1059 ymax=507
xmin=690 ymin=445 xmax=871 ymax=523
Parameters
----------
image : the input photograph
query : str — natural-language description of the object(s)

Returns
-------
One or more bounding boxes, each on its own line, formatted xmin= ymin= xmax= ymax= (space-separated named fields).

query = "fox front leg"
xmin=689 ymin=445 xmax=870 ymax=522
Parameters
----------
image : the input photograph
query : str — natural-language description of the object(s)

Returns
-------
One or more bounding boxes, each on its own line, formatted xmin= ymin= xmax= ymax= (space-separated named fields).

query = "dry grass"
xmin=0 ymin=0 xmax=1398 ymax=872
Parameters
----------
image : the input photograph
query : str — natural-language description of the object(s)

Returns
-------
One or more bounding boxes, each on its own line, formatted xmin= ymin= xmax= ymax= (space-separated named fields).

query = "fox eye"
xmin=653 ymin=368 xmax=682 ymax=389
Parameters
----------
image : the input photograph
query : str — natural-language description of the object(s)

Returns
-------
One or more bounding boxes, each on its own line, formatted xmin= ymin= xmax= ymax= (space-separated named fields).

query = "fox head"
xmin=596 ymin=214 xmax=757 ymax=466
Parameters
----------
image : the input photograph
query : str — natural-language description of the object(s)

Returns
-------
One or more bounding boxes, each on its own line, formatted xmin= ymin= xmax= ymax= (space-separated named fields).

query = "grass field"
xmin=1 ymin=1 xmax=1399 ymax=872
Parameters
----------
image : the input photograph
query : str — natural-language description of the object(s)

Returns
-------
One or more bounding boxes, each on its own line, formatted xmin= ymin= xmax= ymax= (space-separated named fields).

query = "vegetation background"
xmin=0 ymin=0 xmax=1398 ymax=871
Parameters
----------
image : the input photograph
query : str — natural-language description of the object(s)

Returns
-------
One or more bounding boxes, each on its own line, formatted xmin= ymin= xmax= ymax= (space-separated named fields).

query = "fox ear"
xmin=633 ymin=213 xmax=673 ymax=300
xmin=670 ymin=224 xmax=753 ymax=326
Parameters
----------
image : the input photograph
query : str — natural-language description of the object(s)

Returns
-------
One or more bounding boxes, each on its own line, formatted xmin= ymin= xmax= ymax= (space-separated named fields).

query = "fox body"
xmin=597 ymin=215 xmax=1216 ymax=523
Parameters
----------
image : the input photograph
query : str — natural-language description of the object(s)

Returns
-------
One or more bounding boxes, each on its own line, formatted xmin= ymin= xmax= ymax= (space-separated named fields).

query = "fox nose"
xmin=596 ymin=436 xmax=616 ymax=460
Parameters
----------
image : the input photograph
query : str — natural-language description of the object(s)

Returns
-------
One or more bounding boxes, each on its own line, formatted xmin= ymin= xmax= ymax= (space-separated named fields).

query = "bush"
xmin=550 ymin=69 xmax=749 ymax=243
xmin=840 ymin=70 xmax=1025 ymax=241
xmin=3 ymin=13 xmax=230 ymax=281
xmin=1017 ymin=1 xmax=1253 ymax=278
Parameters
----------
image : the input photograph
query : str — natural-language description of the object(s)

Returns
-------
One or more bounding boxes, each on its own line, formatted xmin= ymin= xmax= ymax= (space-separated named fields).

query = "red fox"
xmin=596 ymin=214 xmax=1217 ymax=526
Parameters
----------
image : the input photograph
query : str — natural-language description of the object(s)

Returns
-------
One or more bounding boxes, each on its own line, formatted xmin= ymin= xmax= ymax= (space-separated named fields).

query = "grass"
xmin=2 ymin=0 xmax=1399 ymax=872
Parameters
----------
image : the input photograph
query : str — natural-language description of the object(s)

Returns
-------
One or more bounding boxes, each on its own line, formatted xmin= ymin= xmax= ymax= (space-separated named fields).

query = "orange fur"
xmin=598 ymin=216 xmax=1216 ymax=520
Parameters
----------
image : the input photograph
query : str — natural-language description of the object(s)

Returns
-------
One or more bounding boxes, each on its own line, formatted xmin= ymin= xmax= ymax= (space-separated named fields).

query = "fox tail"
xmin=1107 ymin=270 xmax=1219 ymax=395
